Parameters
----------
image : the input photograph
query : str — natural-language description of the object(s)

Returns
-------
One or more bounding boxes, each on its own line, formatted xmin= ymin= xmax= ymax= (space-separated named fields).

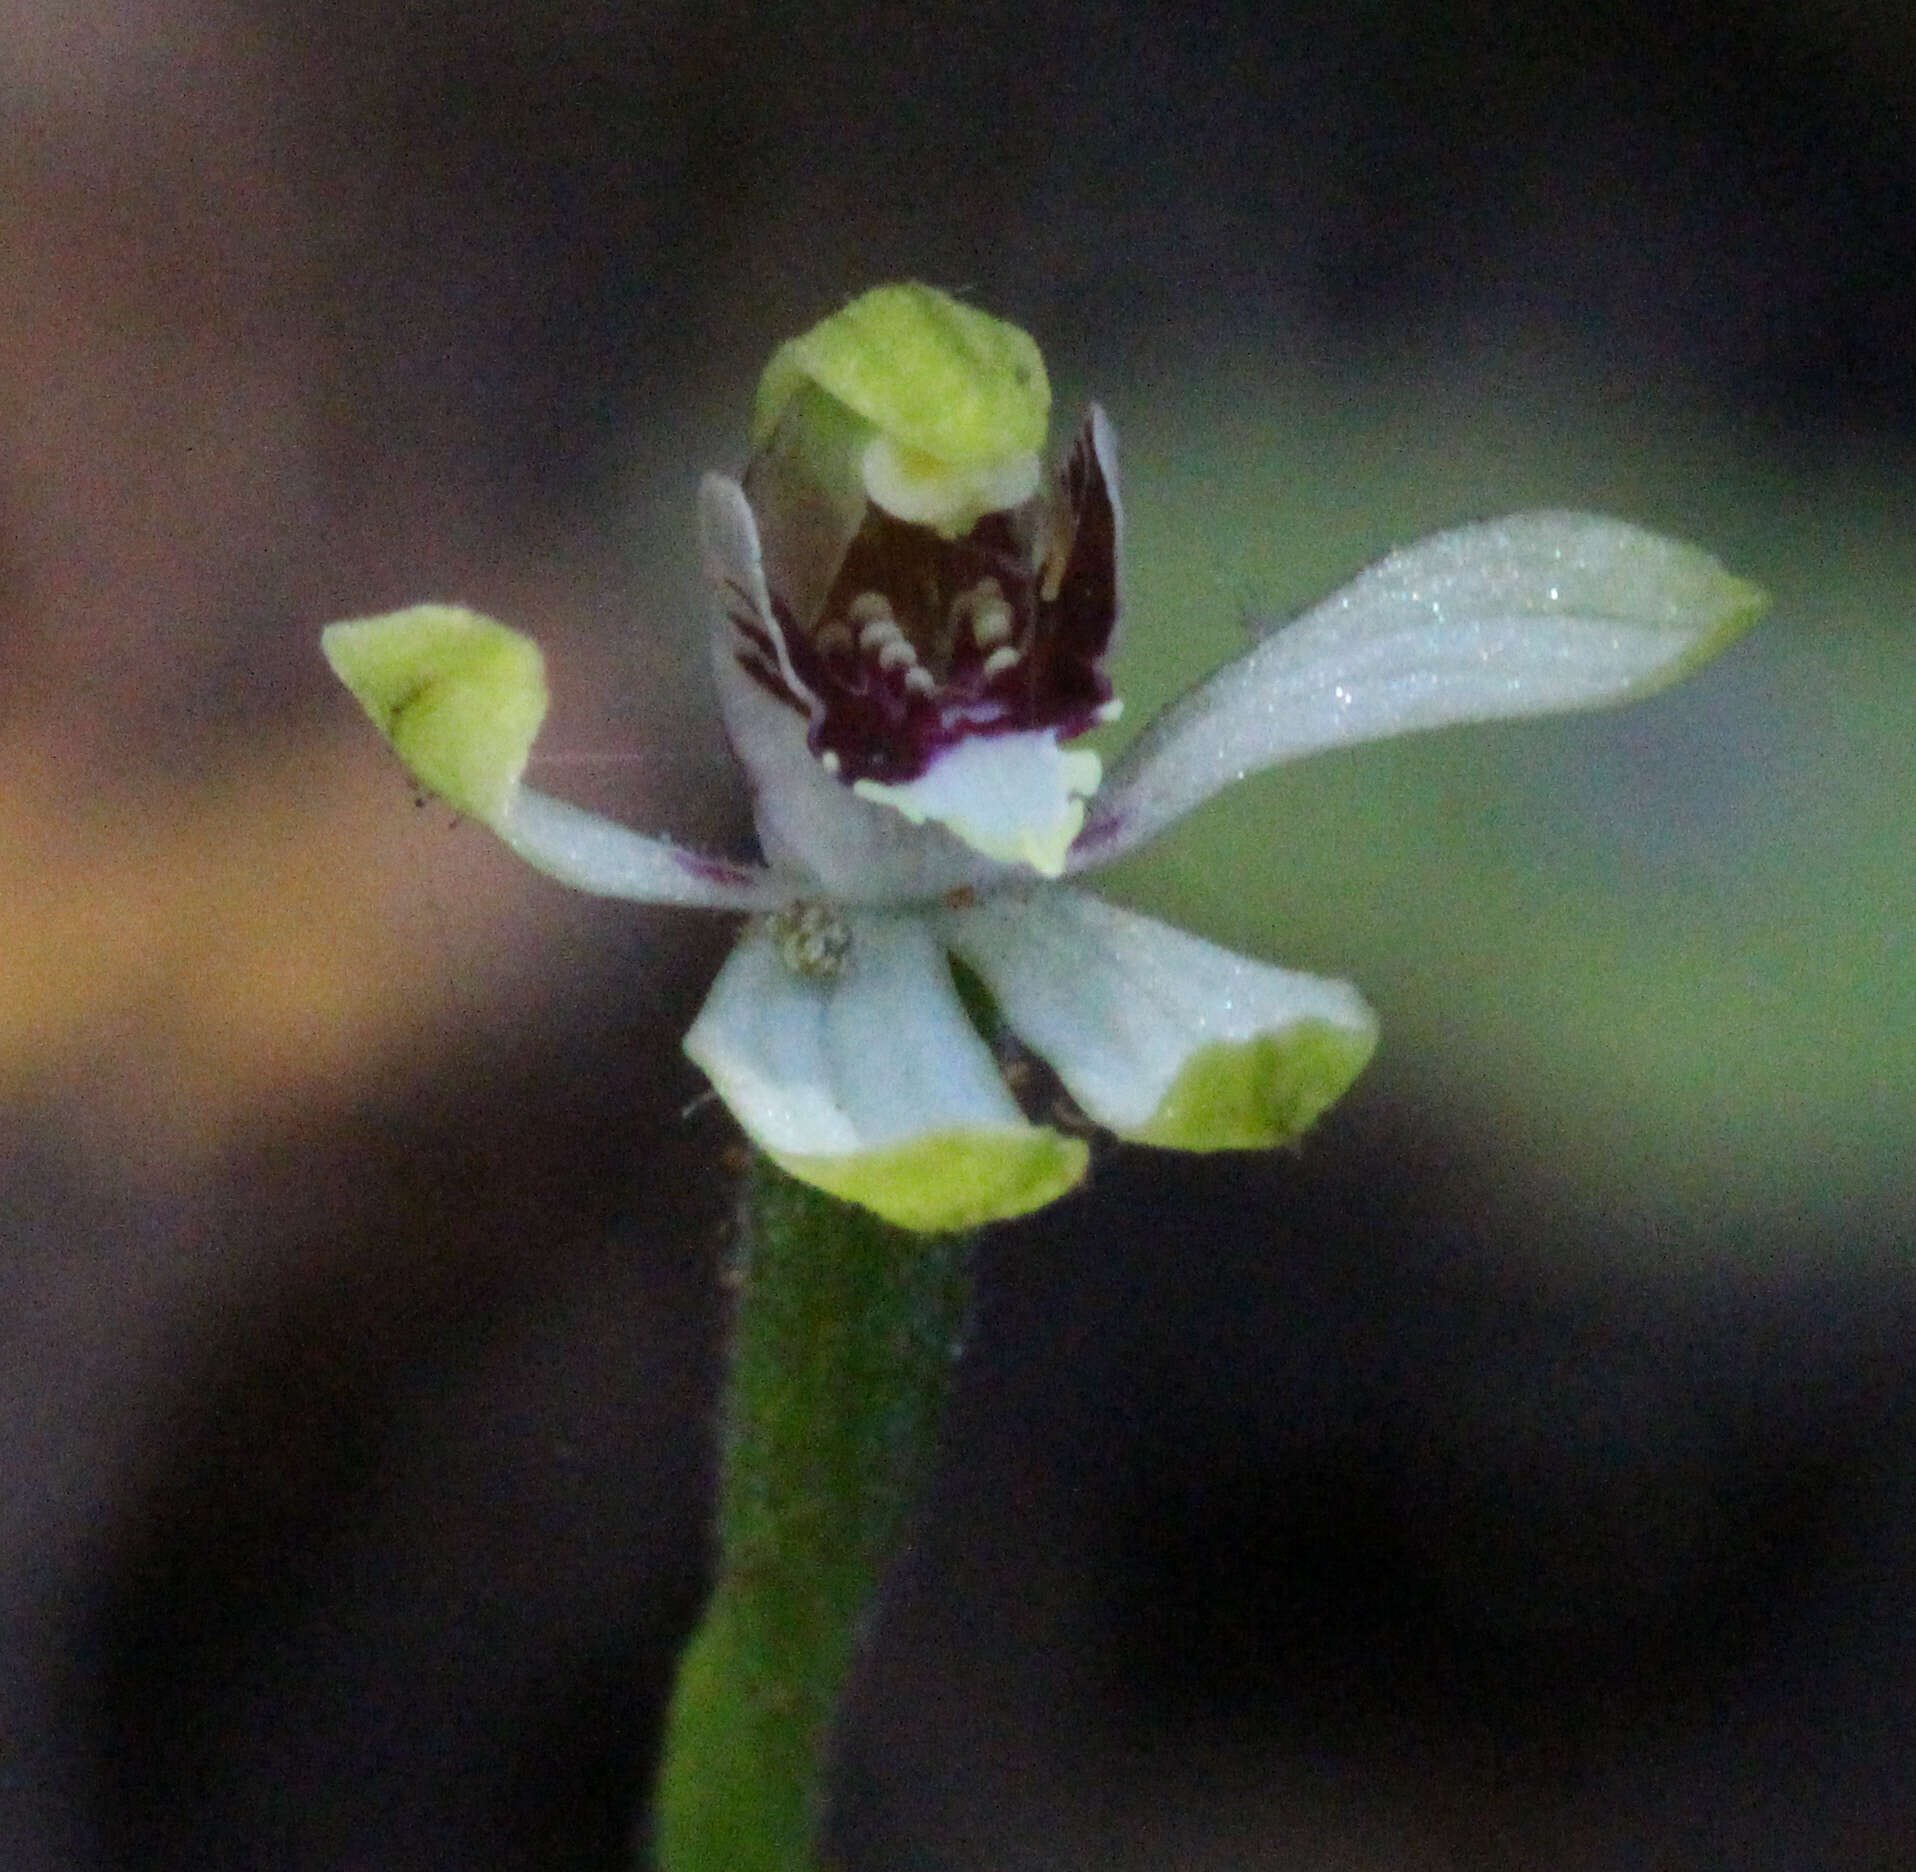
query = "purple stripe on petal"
xmin=735 ymin=651 xmax=810 ymax=715
xmin=677 ymin=849 xmax=769 ymax=890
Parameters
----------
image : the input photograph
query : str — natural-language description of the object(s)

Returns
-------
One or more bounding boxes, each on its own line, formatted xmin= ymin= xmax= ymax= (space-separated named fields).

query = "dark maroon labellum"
xmin=726 ymin=411 xmax=1120 ymax=789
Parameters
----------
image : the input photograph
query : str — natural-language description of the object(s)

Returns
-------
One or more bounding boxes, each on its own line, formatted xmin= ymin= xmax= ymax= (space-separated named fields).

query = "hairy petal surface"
xmin=684 ymin=910 xmax=1087 ymax=1230
xmin=940 ymin=888 xmax=1377 ymax=1147
xmin=1076 ymin=511 xmax=1767 ymax=867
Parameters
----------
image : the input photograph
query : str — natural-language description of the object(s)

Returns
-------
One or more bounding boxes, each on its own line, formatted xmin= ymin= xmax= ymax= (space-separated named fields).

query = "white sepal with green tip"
xmin=1080 ymin=510 xmax=1767 ymax=867
xmin=942 ymin=887 xmax=1377 ymax=1148
xmin=683 ymin=909 xmax=1087 ymax=1231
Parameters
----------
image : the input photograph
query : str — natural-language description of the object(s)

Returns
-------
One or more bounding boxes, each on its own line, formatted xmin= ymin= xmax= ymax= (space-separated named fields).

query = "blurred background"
xmin=2 ymin=2 xmax=1912 ymax=1866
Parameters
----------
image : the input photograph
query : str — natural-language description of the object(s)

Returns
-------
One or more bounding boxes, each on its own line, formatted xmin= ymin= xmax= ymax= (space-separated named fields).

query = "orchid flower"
xmin=323 ymin=283 xmax=1764 ymax=1232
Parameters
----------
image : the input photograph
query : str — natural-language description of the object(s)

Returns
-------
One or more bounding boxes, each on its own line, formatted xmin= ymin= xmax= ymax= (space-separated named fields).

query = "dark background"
xmin=3 ymin=3 xmax=1913 ymax=1866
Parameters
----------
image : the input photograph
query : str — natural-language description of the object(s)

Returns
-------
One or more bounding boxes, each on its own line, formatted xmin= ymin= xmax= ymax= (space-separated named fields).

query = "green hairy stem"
xmin=652 ymin=1156 xmax=974 ymax=1871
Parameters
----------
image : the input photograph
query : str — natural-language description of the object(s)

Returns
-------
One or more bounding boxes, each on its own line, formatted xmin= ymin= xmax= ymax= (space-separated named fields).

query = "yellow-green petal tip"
xmin=322 ymin=604 xmax=547 ymax=825
xmin=1674 ymin=572 xmax=1769 ymax=681
xmin=753 ymin=281 xmax=1050 ymax=467
xmin=772 ymin=1126 xmax=1088 ymax=1233
xmin=1125 ymin=1019 xmax=1379 ymax=1151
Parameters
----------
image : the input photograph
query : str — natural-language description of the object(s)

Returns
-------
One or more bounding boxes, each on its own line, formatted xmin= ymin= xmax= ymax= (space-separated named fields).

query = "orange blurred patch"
xmin=0 ymin=729 xmax=578 ymax=1173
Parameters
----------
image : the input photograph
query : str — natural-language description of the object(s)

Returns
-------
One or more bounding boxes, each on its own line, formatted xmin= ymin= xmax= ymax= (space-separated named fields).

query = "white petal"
xmin=939 ymin=888 xmax=1377 ymax=1148
xmin=701 ymin=471 xmax=817 ymax=719
xmin=494 ymin=787 xmax=793 ymax=910
xmin=1075 ymin=510 xmax=1766 ymax=867
xmin=686 ymin=911 xmax=1013 ymax=1149
xmin=852 ymin=733 xmax=1102 ymax=878
xmin=683 ymin=910 xmax=1086 ymax=1229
